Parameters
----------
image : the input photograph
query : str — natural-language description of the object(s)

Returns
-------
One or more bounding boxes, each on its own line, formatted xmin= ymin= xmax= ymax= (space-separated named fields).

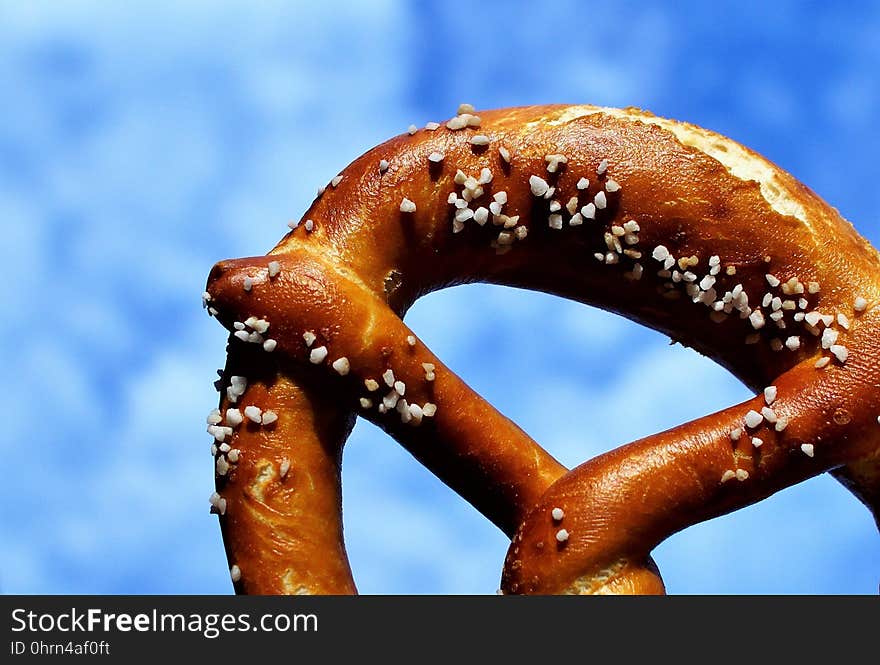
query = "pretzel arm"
xmin=501 ymin=331 xmax=880 ymax=594
xmin=213 ymin=342 xmax=357 ymax=594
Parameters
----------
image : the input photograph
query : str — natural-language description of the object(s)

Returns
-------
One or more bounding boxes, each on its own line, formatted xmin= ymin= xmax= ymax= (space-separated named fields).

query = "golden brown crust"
xmin=204 ymin=104 xmax=880 ymax=594
xmin=216 ymin=346 xmax=356 ymax=594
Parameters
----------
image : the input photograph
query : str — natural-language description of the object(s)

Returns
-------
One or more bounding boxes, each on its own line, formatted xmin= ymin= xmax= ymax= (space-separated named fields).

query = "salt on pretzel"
xmin=203 ymin=104 xmax=880 ymax=594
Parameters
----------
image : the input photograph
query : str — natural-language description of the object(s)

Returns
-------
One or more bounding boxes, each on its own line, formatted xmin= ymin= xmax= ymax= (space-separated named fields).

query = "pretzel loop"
xmin=204 ymin=105 xmax=880 ymax=594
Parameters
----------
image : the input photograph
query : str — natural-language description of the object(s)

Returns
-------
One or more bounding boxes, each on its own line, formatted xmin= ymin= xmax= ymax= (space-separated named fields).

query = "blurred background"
xmin=2 ymin=0 xmax=879 ymax=594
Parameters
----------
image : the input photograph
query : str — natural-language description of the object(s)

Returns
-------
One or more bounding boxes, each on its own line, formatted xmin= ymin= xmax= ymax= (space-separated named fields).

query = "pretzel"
xmin=203 ymin=104 xmax=880 ymax=594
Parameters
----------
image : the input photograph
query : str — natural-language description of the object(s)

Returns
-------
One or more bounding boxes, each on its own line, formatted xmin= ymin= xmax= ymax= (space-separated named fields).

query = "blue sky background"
xmin=2 ymin=1 xmax=879 ymax=594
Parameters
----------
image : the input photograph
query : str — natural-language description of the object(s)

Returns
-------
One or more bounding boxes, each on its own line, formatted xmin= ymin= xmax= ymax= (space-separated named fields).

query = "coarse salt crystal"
xmin=309 ymin=346 xmax=328 ymax=364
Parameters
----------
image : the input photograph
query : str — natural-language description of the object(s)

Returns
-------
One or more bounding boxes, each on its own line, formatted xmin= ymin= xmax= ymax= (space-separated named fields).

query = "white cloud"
xmin=0 ymin=0 xmax=424 ymax=594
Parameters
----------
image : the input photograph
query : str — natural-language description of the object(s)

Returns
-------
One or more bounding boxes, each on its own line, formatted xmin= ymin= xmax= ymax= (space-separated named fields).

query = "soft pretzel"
xmin=203 ymin=104 xmax=880 ymax=594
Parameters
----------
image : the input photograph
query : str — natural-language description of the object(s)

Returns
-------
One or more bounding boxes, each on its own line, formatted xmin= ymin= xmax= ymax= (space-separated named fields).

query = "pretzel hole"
xmin=340 ymin=284 xmax=753 ymax=592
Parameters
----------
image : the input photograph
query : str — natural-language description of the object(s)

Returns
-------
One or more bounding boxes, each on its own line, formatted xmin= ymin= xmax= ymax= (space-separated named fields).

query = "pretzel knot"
xmin=203 ymin=105 xmax=880 ymax=594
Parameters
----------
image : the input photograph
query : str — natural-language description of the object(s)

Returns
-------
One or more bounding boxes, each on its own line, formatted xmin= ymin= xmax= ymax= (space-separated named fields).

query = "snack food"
xmin=204 ymin=105 xmax=880 ymax=594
